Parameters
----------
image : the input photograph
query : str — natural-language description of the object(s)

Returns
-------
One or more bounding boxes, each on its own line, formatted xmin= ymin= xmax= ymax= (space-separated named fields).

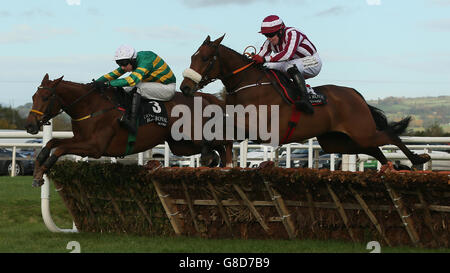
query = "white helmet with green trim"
xmin=114 ymin=45 xmax=137 ymax=61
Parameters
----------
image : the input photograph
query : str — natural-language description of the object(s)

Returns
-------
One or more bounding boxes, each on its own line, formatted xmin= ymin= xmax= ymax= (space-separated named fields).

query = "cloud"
xmin=429 ymin=0 xmax=450 ymax=6
xmin=424 ymin=19 xmax=450 ymax=31
xmin=0 ymin=24 xmax=76 ymax=44
xmin=21 ymin=8 xmax=54 ymax=17
xmin=66 ymin=0 xmax=81 ymax=5
xmin=182 ymin=0 xmax=261 ymax=7
xmin=366 ymin=0 xmax=382 ymax=6
xmin=180 ymin=0 xmax=304 ymax=8
xmin=0 ymin=10 xmax=11 ymax=17
xmin=116 ymin=25 xmax=195 ymax=41
xmin=315 ymin=6 xmax=352 ymax=17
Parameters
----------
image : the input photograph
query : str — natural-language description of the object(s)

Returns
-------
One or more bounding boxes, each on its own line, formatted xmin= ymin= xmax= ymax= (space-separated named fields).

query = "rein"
xmin=30 ymin=83 xmax=114 ymax=125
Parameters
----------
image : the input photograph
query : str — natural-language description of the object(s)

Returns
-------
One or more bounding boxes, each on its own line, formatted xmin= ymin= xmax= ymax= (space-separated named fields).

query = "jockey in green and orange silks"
xmin=95 ymin=45 xmax=176 ymax=134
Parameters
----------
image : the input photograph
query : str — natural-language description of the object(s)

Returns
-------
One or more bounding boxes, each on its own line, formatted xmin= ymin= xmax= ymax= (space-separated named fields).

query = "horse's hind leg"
xmin=389 ymin=135 xmax=431 ymax=165
xmin=317 ymin=132 xmax=389 ymax=164
xmin=210 ymin=141 xmax=233 ymax=167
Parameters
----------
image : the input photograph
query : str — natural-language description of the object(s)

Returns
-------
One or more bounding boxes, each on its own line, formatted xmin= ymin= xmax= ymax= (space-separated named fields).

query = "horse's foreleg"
xmin=32 ymin=136 xmax=112 ymax=187
xmin=32 ymin=138 xmax=77 ymax=187
xmin=36 ymin=138 xmax=69 ymax=165
xmin=225 ymin=141 xmax=234 ymax=167
xmin=220 ymin=141 xmax=234 ymax=167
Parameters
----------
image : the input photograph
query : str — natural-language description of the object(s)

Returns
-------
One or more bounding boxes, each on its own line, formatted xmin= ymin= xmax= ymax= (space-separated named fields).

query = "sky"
xmin=0 ymin=0 xmax=449 ymax=107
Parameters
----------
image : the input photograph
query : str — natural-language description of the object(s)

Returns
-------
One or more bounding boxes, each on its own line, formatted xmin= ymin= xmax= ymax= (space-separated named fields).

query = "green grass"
xmin=0 ymin=176 xmax=448 ymax=253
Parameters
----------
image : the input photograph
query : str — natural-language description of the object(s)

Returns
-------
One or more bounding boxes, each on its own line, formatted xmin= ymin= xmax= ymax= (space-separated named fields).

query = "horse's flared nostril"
xmin=180 ymin=85 xmax=193 ymax=97
xmin=25 ymin=123 xmax=38 ymax=135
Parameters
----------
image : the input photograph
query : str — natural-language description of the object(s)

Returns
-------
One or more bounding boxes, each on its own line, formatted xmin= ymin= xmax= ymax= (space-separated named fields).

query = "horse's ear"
xmin=212 ymin=34 xmax=225 ymax=47
xmin=42 ymin=73 xmax=49 ymax=83
xmin=203 ymin=35 xmax=211 ymax=45
xmin=52 ymin=75 xmax=64 ymax=86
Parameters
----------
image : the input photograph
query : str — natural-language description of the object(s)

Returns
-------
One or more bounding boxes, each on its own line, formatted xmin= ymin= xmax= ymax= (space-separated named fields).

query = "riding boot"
xmin=287 ymin=66 xmax=314 ymax=114
xmin=119 ymin=92 xmax=141 ymax=135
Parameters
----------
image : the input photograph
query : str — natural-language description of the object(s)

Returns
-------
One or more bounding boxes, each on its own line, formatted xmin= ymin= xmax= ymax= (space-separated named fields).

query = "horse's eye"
xmin=201 ymin=56 xmax=209 ymax=62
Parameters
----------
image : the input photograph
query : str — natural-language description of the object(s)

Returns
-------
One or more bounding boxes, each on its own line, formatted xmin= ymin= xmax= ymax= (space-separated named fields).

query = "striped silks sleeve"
xmin=144 ymin=59 xmax=176 ymax=84
xmin=109 ymin=66 xmax=148 ymax=87
xmin=96 ymin=67 xmax=125 ymax=82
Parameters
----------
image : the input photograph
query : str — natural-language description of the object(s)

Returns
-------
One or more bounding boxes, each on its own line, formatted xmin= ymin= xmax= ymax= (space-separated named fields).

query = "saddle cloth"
xmin=138 ymin=99 xmax=169 ymax=127
xmin=267 ymin=70 xmax=327 ymax=106
xmin=117 ymin=90 xmax=169 ymax=127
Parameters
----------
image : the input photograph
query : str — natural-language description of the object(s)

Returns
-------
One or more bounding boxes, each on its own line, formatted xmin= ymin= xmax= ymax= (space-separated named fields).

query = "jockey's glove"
xmin=251 ymin=54 xmax=265 ymax=64
xmin=92 ymin=79 xmax=110 ymax=90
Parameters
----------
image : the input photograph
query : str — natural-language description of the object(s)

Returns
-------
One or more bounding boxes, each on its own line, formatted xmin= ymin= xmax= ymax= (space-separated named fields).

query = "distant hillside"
xmin=367 ymin=96 xmax=450 ymax=133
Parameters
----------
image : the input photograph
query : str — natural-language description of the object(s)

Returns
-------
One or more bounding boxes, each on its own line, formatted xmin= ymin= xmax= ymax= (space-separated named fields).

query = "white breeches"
xmin=123 ymin=82 xmax=176 ymax=101
xmin=263 ymin=53 xmax=322 ymax=79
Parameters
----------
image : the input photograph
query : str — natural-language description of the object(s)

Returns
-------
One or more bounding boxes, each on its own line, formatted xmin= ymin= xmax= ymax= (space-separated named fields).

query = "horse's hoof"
xmin=144 ymin=160 xmax=163 ymax=171
xmin=200 ymin=157 xmax=213 ymax=167
xmin=200 ymin=152 xmax=220 ymax=167
xmin=413 ymin=153 xmax=431 ymax=165
xmin=379 ymin=162 xmax=397 ymax=174
xmin=258 ymin=161 xmax=275 ymax=169
xmin=32 ymin=179 xmax=44 ymax=188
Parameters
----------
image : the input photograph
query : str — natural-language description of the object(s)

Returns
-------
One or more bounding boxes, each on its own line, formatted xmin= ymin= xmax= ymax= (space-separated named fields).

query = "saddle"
xmin=265 ymin=70 xmax=327 ymax=106
xmin=115 ymin=88 xmax=169 ymax=127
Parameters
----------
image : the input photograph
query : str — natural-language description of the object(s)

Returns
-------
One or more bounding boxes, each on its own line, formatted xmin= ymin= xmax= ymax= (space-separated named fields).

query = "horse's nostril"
xmin=180 ymin=85 xmax=189 ymax=93
xmin=180 ymin=85 xmax=192 ymax=96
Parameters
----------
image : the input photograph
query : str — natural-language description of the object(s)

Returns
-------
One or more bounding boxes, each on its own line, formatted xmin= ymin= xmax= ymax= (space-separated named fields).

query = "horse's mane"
xmin=218 ymin=44 xmax=253 ymax=64
xmin=217 ymin=43 xmax=266 ymax=73
xmin=62 ymin=80 xmax=90 ymax=89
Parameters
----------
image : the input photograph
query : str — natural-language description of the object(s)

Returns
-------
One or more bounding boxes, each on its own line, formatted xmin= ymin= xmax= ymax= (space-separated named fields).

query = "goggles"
xmin=116 ymin=59 xmax=131 ymax=67
xmin=263 ymin=32 xmax=278 ymax=38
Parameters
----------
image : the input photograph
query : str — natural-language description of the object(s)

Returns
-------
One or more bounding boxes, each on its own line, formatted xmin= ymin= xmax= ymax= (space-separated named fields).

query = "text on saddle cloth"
xmin=138 ymin=99 xmax=168 ymax=127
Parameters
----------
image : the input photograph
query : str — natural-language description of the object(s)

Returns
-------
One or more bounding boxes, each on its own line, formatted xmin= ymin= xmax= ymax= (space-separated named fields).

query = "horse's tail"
xmin=352 ymin=89 xmax=411 ymax=136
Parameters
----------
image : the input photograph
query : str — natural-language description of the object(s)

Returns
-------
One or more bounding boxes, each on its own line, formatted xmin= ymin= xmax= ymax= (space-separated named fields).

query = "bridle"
xmin=183 ymin=44 xmax=255 ymax=92
xmin=30 ymin=82 xmax=98 ymax=127
xmin=195 ymin=45 xmax=221 ymax=89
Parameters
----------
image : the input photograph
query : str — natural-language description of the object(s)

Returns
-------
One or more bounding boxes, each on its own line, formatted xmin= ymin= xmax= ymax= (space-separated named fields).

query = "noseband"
xmin=182 ymin=44 xmax=255 ymax=92
xmin=30 ymin=86 xmax=66 ymax=127
xmin=183 ymin=45 xmax=221 ymax=91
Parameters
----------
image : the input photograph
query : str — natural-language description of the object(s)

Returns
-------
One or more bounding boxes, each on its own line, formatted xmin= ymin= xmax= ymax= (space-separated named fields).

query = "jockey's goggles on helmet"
xmin=116 ymin=59 xmax=131 ymax=67
xmin=263 ymin=31 xmax=278 ymax=38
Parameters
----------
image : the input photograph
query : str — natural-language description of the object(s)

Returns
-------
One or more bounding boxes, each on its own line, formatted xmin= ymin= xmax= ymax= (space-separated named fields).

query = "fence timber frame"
xmin=48 ymin=161 xmax=450 ymax=248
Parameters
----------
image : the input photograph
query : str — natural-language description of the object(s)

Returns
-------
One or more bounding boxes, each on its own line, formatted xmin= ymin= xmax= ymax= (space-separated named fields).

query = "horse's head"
xmin=180 ymin=34 xmax=225 ymax=96
xmin=25 ymin=73 xmax=64 ymax=134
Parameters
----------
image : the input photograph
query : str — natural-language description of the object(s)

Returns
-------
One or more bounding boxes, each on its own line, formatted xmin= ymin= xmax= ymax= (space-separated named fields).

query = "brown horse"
xmin=26 ymin=73 xmax=232 ymax=187
xmin=180 ymin=35 xmax=431 ymax=170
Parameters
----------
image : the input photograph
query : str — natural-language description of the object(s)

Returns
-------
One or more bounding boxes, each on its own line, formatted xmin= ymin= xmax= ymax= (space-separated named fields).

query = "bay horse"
xmin=179 ymin=35 xmax=431 ymax=170
xmin=26 ymin=73 xmax=232 ymax=187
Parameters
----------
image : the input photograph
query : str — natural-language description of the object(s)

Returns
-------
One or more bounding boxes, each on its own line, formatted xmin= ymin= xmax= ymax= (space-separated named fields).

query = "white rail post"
xmin=11 ymin=146 xmax=17 ymax=177
xmin=308 ymin=139 xmax=313 ymax=168
xmin=286 ymin=144 xmax=291 ymax=168
xmin=240 ymin=139 xmax=248 ymax=168
xmin=330 ymin=153 xmax=335 ymax=171
xmin=348 ymin=155 xmax=357 ymax=172
xmin=41 ymin=122 xmax=78 ymax=233
xmin=164 ymin=142 xmax=170 ymax=167
xmin=138 ymin=152 xmax=144 ymax=166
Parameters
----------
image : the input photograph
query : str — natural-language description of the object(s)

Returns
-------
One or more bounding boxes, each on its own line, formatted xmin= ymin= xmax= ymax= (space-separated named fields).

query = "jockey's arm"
xmin=96 ymin=67 xmax=125 ymax=83
xmin=270 ymin=30 xmax=300 ymax=62
xmin=109 ymin=67 xmax=148 ymax=87
xmin=257 ymin=40 xmax=272 ymax=62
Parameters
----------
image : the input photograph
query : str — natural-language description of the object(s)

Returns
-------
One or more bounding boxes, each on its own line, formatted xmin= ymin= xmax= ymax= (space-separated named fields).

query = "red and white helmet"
xmin=259 ymin=15 xmax=285 ymax=34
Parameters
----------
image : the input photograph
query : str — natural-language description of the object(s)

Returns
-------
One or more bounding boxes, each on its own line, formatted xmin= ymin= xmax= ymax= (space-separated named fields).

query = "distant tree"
xmin=0 ymin=118 xmax=16 ymax=129
xmin=0 ymin=105 xmax=27 ymax=129
xmin=407 ymin=122 xmax=450 ymax=137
